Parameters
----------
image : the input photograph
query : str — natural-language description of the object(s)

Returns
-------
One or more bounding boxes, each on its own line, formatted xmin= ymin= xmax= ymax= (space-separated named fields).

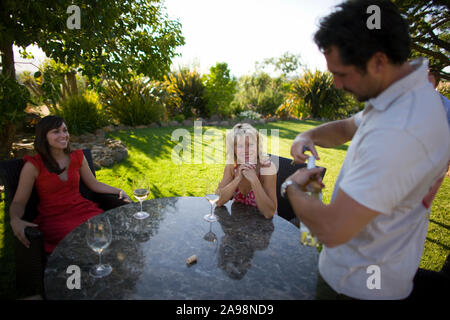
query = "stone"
xmin=219 ymin=121 xmax=230 ymax=126
xmin=149 ymin=123 xmax=159 ymax=128
xmin=182 ymin=119 xmax=192 ymax=126
xmin=99 ymin=157 xmax=114 ymax=167
xmin=209 ymin=114 xmax=220 ymax=122
xmin=168 ymin=121 xmax=179 ymax=127
xmin=103 ymin=125 xmax=115 ymax=133
xmin=159 ymin=122 xmax=168 ymax=127
xmin=12 ymin=142 xmax=35 ymax=158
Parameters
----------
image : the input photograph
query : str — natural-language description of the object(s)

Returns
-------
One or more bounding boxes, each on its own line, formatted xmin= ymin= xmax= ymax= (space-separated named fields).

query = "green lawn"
xmin=1 ymin=120 xmax=449 ymax=299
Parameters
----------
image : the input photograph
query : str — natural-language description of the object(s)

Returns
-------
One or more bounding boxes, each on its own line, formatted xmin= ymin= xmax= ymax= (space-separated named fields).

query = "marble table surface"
xmin=44 ymin=197 xmax=319 ymax=300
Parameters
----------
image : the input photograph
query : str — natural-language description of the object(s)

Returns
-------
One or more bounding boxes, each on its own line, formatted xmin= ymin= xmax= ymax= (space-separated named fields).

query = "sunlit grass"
xmin=1 ymin=120 xmax=448 ymax=298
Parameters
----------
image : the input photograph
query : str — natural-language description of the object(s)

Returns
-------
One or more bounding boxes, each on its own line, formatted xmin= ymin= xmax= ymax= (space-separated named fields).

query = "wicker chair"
xmin=0 ymin=149 xmax=128 ymax=299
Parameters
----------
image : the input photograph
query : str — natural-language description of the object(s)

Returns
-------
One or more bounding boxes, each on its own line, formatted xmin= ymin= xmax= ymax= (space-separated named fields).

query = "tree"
xmin=203 ymin=63 xmax=237 ymax=118
xmin=0 ymin=74 xmax=30 ymax=159
xmin=393 ymin=0 xmax=450 ymax=80
xmin=256 ymin=52 xmax=303 ymax=78
xmin=0 ymin=0 xmax=185 ymax=81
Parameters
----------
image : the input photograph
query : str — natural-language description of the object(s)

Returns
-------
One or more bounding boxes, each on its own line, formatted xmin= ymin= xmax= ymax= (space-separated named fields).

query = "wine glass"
xmin=204 ymin=194 xmax=219 ymax=222
xmin=86 ymin=215 xmax=113 ymax=278
xmin=133 ymin=178 xmax=150 ymax=220
xmin=203 ymin=222 xmax=217 ymax=243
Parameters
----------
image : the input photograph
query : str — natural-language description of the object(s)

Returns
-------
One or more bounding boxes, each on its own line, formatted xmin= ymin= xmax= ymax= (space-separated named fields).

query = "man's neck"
xmin=380 ymin=61 xmax=415 ymax=94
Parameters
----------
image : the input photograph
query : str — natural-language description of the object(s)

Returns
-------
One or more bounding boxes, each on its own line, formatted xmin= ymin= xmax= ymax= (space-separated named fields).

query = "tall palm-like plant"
xmin=101 ymin=77 xmax=168 ymax=126
xmin=289 ymin=70 xmax=356 ymax=120
xmin=165 ymin=68 xmax=207 ymax=118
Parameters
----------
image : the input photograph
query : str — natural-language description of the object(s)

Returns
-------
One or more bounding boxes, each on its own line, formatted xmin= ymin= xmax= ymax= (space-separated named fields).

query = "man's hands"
xmin=291 ymin=134 xmax=320 ymax=163
xmin=286 ymin=167 xmax=325 ymax=192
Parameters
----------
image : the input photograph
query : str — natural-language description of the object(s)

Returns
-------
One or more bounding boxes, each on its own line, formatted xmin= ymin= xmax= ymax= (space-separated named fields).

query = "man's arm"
xmin=285 ymin=168 xmax=380 ymax=248
xmin=291 ymin=116 xmax=358 ymax=163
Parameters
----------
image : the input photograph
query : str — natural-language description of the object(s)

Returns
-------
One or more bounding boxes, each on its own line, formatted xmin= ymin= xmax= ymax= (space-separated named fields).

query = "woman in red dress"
xmin=9 ymin=116 xmax=131 ymax=254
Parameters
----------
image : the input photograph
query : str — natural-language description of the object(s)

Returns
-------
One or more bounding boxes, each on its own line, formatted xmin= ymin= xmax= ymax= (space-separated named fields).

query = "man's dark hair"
xmin=314 ymin=0 xmax=410 ymax=72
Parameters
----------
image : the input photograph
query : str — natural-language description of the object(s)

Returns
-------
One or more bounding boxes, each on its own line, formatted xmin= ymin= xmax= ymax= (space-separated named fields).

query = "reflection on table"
xmin=44 ymin=197 xmax=319 ymax=299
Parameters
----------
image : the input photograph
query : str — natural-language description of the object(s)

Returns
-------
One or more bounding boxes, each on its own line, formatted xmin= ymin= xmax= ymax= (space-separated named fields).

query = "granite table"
xmin=44 ymin=197 xmax=319 ymax=299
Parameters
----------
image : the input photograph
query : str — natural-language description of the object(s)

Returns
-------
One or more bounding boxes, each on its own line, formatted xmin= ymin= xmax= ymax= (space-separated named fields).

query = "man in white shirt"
xmin=283 ymin=0 xmax=450 ymax=299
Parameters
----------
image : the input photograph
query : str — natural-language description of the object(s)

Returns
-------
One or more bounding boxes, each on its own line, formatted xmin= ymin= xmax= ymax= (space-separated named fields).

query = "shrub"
xmin=236 ymin=110 xmax=262 ymax=121
xmin=56 ymin=90 xmax=108 ymax=135
xmin=165 ymin=68 xmax=207 ymax=118
xmin=289 ymin=70 xmax=357 ymax=120
xmin=233 ymin=72 xmax=286 ymax=116
xmin=438 ymin=81 xmax=449 ymax=99
xmin=101 ymin=78 xmax=167 ymax=126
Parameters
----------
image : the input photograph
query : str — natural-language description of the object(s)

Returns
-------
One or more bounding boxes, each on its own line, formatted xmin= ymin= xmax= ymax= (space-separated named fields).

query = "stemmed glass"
xmin=203 ymin=222 xmax=217 ymax=243
xmin=86 ymin=215 xmax=113 ymax=278
xmin=204 ymin=194 xmax=219 ymax=222
xmin=133 ymin=177 xmax=150 ymax=220
xmin=203 ymin=222 xmax=218 ymax=253
xmin=203 ymin=180 xmax=219 ymax=222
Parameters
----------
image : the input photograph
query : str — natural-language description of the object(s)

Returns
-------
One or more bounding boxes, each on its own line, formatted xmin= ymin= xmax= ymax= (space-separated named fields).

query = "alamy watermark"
xmin=170 ymin=121 xmax=280 ymax=167
xmin=366 ymin=265 xmax=381 ymax=290
xmin=67 ymin=5 xmax=81 ymax=30
xmin=366 ymin=5 xmax=381 ymax=30
xmin=66 ymin=265 xmax=81 ymax=290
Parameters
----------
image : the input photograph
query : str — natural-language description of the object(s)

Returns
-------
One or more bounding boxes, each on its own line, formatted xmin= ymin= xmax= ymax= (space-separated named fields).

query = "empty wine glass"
xmin=203 ymin=179 xmax=219 ymax=222
xmin=204 ymin=194 xmax=219 ymax=222
xmin=86 ymin=215 xmax=113 ymax=278
xmin=133 ymin=177 xmax=150 ymax=220
xmin=203 ymin=222 xmax=217 ymax=243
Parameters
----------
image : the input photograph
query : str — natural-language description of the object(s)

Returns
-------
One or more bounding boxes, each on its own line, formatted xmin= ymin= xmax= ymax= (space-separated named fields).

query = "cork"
xmin=186 ymin=255 xmax=198 ymax=265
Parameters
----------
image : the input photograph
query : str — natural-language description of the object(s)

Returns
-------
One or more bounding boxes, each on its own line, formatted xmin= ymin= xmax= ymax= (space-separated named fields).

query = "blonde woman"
xmin=216 ymin=123 xmax=277 ymax=218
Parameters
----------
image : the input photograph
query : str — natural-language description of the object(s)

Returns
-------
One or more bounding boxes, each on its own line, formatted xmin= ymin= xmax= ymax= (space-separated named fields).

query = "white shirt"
xmin=318 ymin=58 xmax=450 ymax=300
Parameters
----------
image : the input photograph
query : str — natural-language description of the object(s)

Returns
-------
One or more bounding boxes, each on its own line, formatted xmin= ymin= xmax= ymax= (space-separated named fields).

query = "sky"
xmin=14 ymin=0 xmax=343 ymax=78
xmin=164 ymin=0 xmax=343 ymax=77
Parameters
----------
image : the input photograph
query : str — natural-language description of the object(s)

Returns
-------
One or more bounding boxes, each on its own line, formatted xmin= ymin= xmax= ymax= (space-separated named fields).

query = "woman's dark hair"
xmin=34 ymin=115 xmax=71 ymax=174
xmin=314 ymin=0 xmax=410 ymax=72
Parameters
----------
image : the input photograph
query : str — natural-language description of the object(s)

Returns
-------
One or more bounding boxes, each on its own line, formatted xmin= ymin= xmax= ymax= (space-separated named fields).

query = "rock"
xmin=135 ymin=125 xmax=147 ymax=129
xmin=12 ymin=142 xmax=35 ymax=158
xmin=182 ymin=119 xmax=192 ymax=126
xmin=219 ymin=121 xmax=230 ymax=126
xmin=168 ymin=121 xmax=178 ymax=127
xmin=103 ymin=125 xmax=115 ymax=133
xmin=209 ymin=114 xmax=221 ymax=122
xmin=11 ymin=130 xmax=129 ymax=169
xmin=95 ymin=129 xmax=106 ymax=138
xmin=159 ymin=122 xmax=168 ymax=127
xmin=149 ymin=123 xmax=159 ymax=128
xmin=99 ymin=157 xmax=114 ymax=167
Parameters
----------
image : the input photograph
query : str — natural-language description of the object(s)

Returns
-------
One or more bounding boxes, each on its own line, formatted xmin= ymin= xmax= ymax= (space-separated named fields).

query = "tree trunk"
xmin=0 ymin=121 xmax=16 ymax=160
xmin=0 ymin=39 xmax=16 ymax=79
xmin=68 ymin=71 xmax=78 ymax=96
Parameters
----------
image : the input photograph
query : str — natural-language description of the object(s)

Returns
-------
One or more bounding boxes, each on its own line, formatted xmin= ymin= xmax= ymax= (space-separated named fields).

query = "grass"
xmin=1 ymin=119 xmax=449 ymax=299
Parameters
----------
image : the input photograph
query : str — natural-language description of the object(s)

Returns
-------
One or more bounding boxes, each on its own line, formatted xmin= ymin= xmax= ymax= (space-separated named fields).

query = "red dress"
xmin=24 ymin=149 xmax=103 ymax=254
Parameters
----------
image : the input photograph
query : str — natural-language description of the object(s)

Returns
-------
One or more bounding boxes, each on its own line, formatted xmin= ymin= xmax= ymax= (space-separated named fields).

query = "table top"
xmin=44 ymin=197 xmax=319 ymax=300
